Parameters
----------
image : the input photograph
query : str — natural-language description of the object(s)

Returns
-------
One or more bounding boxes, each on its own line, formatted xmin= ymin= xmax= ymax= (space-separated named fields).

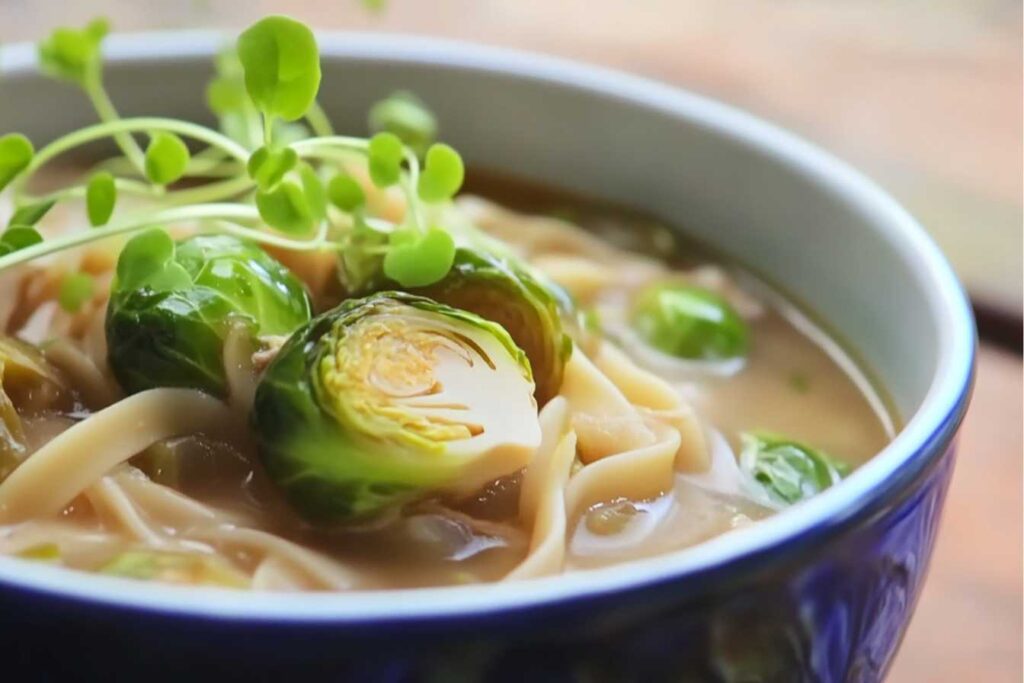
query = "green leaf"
xmin=247 ymin=145 xmax=298 ymax=191
xmin=37 ymin=18 xmax=109 ymax=85
xmin=57 ymin=272 xmax=94 ymax=313
xmin=383 ymin=226 xmax=456 ymax=287
xmin=116 ymin=228 xmax=178 ymax=290
xmin=368 ymin=91 xmax=437 ymax=156
xmin=0 ymin=226 xmax=43 ymax=253
xmin=86 ymin=171 xmax=117 ymax=226
xmin=206 ymin=74 xmax=248 ymax=117
xmin=367 ymin=132 xmax=404 ymax=188
xmin=0 ymin=134 xmax=34 ymax=193
xmin=255 ymin=163 xmax=324 ymax=235
xmin=739 ymin=432 xmax=849 ymax=507
xmin=236 ymin=16 xmax=322 ymax=122
xmin=327 ymin=173 xmax=365 ymax=212
xmin=8 ymin=199 xmax=55 ymax=228
xmin=417 ymin=143 xmax=464 ymax=203
xmin=144 ymin=133 xmax=190 ymax=185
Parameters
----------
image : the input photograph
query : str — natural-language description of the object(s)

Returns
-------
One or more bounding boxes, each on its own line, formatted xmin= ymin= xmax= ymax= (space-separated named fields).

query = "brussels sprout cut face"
xmin=252 ymin=293 xmax=541 ymax=523
xmin=106 ymin=233 xmax=312 ymax=397
xmin=413 ymin=249 xmax=572 ymax=405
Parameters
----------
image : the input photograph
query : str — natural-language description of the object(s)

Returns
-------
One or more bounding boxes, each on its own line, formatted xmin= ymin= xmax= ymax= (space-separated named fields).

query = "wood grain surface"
xmin=0 ymin=2 xmax=1021 ymax=680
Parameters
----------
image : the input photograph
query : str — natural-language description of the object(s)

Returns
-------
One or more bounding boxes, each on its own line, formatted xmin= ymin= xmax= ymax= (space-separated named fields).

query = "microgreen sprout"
xmin=0 ymin=15 xmax=469 ymax=294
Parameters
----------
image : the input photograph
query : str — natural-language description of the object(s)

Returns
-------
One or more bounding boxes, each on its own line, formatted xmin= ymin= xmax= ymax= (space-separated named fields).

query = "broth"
xmin=0 ymin=168 xmax=895 ymax=590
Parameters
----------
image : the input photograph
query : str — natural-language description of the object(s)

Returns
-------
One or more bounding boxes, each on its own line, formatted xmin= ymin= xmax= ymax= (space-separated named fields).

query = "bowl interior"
xmin=0 ymin=32 xmax=974 ymax=618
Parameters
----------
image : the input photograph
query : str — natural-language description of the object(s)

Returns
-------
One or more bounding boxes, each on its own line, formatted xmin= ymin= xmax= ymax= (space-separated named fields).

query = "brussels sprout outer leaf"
xmin=739 ymin=432 xmax=849 ymax=507
xmin=236 ymin=16 xmax=322 ymax=122
xmin=631 ymin=283 xmax=749 ymax=360
xmin=252 ymin=292 xmax=537 ymax=523
xmin=107 ymin=234 xmax=311 ymax=397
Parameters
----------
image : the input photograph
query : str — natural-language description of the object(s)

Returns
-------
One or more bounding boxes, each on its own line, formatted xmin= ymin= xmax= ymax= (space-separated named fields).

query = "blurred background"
xmin=1 ymin=1 xmax=1021 ymax=680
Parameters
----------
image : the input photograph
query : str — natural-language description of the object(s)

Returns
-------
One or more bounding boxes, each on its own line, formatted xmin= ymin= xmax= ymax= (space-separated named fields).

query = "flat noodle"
xmin=43 ymin=339 xmax=122 ymax=409
xmin=0 ymin=389 xmax=238 ymax=523
xmin=559 ymin=349 xmax=656 ymax=463
xmin=564 ymin=420 xmax=680 ymax=518
xmin=593 ymin=342 xmax=709 ymax=472
xmin=506 ymin=431 xmax=577 ymax=581
xmin=517 ymin=397 xmax=570 ymax=526
xmin=85 ymin=476 xmax=167 ymax=547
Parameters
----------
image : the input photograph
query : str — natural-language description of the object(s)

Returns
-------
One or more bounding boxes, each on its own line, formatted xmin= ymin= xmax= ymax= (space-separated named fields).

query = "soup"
xmin=0 ymin=16 xmax=892 ymax=591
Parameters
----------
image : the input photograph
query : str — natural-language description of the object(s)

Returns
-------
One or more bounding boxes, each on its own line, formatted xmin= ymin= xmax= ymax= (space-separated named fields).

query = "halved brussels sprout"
xmin=106 ymin=233 xmax=312 ymax=397
xmin=411 ymin=248 xmax=572 ymax=405
xmin=631 ymin=282 xmax=748 ymax=361
xmin=251 ymin=292 xmax=541 ymax=523
xmin=739 ymin=432 xmax=849 ymax=507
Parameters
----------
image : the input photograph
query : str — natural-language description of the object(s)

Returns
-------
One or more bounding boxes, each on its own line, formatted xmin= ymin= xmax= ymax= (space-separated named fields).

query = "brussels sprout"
xmin=0 ymin=337 xmax=69 ymax=481
xmin=631 ymin=282 xmax=748 ymax=361
xmin=251 ymin=292 xmax=541 ymax=523
xmin=410 ymin=248 xmax=572 ymax=405
xmin=739 ymin=432 xmax=849 ymax=507
xmin=106 ymin=233 xmax=312 ymax=397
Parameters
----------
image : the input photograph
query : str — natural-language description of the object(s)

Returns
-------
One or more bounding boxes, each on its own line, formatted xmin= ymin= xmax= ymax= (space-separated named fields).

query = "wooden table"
xmin=1 ymin=2 xmax=1021 ymax=680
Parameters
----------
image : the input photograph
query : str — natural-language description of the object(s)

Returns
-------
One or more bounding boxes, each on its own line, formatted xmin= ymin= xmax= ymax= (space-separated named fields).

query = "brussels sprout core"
xmin=253 ymin=292 xmax=541 ymax=522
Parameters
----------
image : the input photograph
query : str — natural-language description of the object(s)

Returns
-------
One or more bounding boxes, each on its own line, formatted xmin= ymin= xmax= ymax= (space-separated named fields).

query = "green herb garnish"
xmin=0 ymin=15 xmax=467 ymax=295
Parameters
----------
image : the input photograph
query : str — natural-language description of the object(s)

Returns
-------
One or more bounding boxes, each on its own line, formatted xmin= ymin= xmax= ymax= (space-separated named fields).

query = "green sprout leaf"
xmin=0 ymin=226 xmax=43 ymax=253
xmin=367 ymin=132 xmax=404 ymax=188
xmin=327 ymin=172 xmax=366 ymax=212
xmin=255 ymin=163 xmax=325 ymax=235
xmin=417 ymin=143 xmax=464 ymax=203
xmin=115 ymin=228 xmax=191 ymax=292
xmin=237 ymin=16 xmax=322 ymax=122
xmin=86 ymin=171 xmax=117 ymax=226
xmin=8 ymin=199 xmax=55 ymax=228
xmin=37 ymin=18 xmax=109 ymax=85
xmin=247 ymin=145 xmax=298 ymax=191
xmin=57 ymin=272 xmax=94 ymax=313
xmin=383 ymin=226 xmax=456 ymax=288
xmin=144 ymin=133 xmax=190 ymax=186
xmin=739 ymin=432 xmax=849 ymax=507
xmin=368 ymin=91 xmax=437 ymax=156
xmin=0 ymin=134 xmax=35 ymax=193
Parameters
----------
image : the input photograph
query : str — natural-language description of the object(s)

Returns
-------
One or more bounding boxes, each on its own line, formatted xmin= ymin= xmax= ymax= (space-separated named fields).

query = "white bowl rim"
xmin=0 ymin=30 xmax=975 ymax=622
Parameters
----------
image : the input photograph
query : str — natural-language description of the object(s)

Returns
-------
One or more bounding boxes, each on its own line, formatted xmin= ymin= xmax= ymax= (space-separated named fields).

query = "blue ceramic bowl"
xmin=0 ymin=34 xmax=974 ymax=681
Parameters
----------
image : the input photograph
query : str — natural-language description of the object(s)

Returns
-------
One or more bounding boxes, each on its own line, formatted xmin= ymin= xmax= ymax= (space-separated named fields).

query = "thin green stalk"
xmin=0 ymin=204 xmax=260 ymax=273
xmin=83 ymin=75 xmax=147 ymax=173
xmin=304 ymin=102 xmax=335 ymax=138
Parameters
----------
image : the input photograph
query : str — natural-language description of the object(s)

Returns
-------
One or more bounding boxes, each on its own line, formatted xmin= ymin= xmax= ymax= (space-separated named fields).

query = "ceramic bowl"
xmin=0 ymin=32 xmax=974 ymax=681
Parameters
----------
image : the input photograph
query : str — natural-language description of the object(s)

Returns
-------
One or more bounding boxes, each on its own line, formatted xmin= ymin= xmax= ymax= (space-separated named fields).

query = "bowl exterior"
xmin=1 ymin=438 xmax=960 ymax=682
